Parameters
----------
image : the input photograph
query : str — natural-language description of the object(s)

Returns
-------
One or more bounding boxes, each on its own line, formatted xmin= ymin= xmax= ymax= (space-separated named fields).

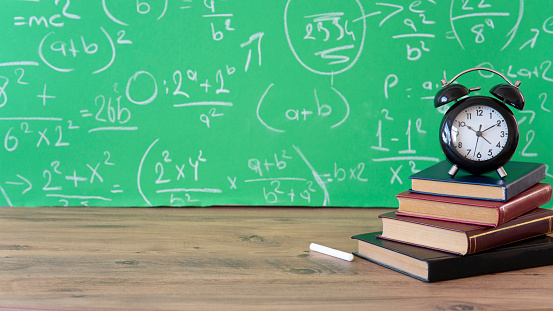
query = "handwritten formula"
xmin=1 ymin=0 xmax=551 ymax=207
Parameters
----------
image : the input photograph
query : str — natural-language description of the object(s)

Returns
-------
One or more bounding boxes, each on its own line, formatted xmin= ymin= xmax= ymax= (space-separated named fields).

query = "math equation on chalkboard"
xmin=0 ymin=0 xmax=551 ymax=207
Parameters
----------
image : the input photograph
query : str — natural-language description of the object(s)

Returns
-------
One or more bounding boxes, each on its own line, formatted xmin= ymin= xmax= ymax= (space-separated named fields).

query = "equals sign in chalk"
xmin=80 ymin=110 xmax=93 ymax=117
xmin=309 ymin=243 xmax=354 ymax=262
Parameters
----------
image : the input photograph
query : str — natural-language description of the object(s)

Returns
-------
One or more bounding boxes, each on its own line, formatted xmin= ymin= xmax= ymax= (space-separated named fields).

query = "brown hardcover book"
xmin=378 ymin=208 xmax=553 ymax=255
xmin=396 ymin=183 xmax=552 ymax=227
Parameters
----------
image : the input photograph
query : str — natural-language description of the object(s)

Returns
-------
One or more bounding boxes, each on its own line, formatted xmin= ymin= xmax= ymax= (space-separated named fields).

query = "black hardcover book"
xmin=409 ymin=160 xmax=545 ymax=201
xmin=352 ymin=232 xmax=553 ymax=282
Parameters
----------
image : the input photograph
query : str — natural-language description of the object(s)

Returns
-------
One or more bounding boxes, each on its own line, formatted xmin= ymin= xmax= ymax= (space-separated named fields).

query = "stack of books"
xmin=352 ymin=160 xmax=553 ymax=282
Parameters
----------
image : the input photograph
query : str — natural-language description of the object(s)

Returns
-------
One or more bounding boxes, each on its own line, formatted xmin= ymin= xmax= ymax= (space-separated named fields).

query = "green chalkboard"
xmin=1 ymin=0 xmax=552 ymax=207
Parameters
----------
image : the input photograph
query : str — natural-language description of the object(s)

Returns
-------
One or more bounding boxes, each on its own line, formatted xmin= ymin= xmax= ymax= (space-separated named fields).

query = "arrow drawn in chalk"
xmin=6 ymin=174 xmax=32 ymax=194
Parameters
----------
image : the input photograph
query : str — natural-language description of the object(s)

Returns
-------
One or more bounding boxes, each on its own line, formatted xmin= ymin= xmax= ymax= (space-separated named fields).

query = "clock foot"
xmin=497 ymin=166 xmax=507 ymax=179
xmin=448 ymin=165 xmax=459 ymax=177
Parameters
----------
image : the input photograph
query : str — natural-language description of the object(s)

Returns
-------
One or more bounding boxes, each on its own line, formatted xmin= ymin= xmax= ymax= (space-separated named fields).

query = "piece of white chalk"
xmin=309 ymin=243 xmax=354 ymax=261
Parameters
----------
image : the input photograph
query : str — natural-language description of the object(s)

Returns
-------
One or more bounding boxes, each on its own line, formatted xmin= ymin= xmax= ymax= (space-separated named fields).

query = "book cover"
xmin=352 ymin=232 xmax=553 ymax=282
xmin=409 ymin=160 xmax=545 ymax=201
xmin=378 ymin=208 xmax=553 ymax=255
xmin=396 ymin=183 xmax=552 ymax=226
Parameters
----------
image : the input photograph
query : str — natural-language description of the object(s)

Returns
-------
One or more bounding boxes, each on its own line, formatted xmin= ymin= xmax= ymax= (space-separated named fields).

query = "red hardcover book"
xmin=378 ymin=208 xmax=553 ymax=255
xmin=396 ymin=183 xmax=552 ymax=227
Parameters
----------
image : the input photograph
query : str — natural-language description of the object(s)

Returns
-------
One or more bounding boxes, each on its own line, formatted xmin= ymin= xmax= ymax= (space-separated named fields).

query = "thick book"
xmin=352 ymin=232 xmax=553 ymax=282
xmin=378 ymin=208 xmax=553 ymax=255
xmin=409 ymin=160 xmax=546 ymax=201
xmin=396 ymin=183 xmax=552 ymax=227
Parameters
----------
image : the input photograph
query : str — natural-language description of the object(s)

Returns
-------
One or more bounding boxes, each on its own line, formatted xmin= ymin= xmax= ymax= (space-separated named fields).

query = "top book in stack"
xmin=409 ymin=160 xmax=546 ymax=202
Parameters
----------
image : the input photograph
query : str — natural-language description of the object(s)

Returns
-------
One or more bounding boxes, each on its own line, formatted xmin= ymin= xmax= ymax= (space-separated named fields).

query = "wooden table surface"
xmin=1 ymin=206 xmax=553 ymax=311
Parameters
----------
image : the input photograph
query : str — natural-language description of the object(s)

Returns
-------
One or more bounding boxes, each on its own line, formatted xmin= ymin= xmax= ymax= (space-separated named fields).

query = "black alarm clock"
xmin=434 ymin=67 xmax=525 ymax=179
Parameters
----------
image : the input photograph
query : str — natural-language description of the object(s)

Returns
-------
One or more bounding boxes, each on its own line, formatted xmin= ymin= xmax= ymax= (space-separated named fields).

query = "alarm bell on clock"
xmin=434 ymin=67 xmax=525 ymax=179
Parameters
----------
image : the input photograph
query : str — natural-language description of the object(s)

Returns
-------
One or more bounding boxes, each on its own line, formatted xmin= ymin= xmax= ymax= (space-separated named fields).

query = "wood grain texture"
xmin=0 ymin=206 xmax=553 ymax=310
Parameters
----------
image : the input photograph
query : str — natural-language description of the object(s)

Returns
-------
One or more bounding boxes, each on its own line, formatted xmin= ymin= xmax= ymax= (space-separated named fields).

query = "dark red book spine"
xmin=467 ymin=209 xmax=553 ymax=254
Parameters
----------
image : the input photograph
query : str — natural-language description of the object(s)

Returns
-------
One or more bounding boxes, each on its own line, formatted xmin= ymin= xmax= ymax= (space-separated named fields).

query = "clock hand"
xmin=482 ymin=124 xmax=497 ymax=133
xmin=473 ymin=136 xmax=480 ymax=157
xmin=478 ymin=124 xmax=493 ymax=144
xmin=481 ymin=135 xmax=492 ymax=144
xmin=473 ymin=125 xmax=482 ymax=157
xmin=466 ymin=125 xmax=478 ymax=134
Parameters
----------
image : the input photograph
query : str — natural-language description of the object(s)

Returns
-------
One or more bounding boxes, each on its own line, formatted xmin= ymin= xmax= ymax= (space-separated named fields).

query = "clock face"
xmin=439 ymin=96 xmax=519 ymax=175
xmin=451 ymin=105 xmax=509 ymax=161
